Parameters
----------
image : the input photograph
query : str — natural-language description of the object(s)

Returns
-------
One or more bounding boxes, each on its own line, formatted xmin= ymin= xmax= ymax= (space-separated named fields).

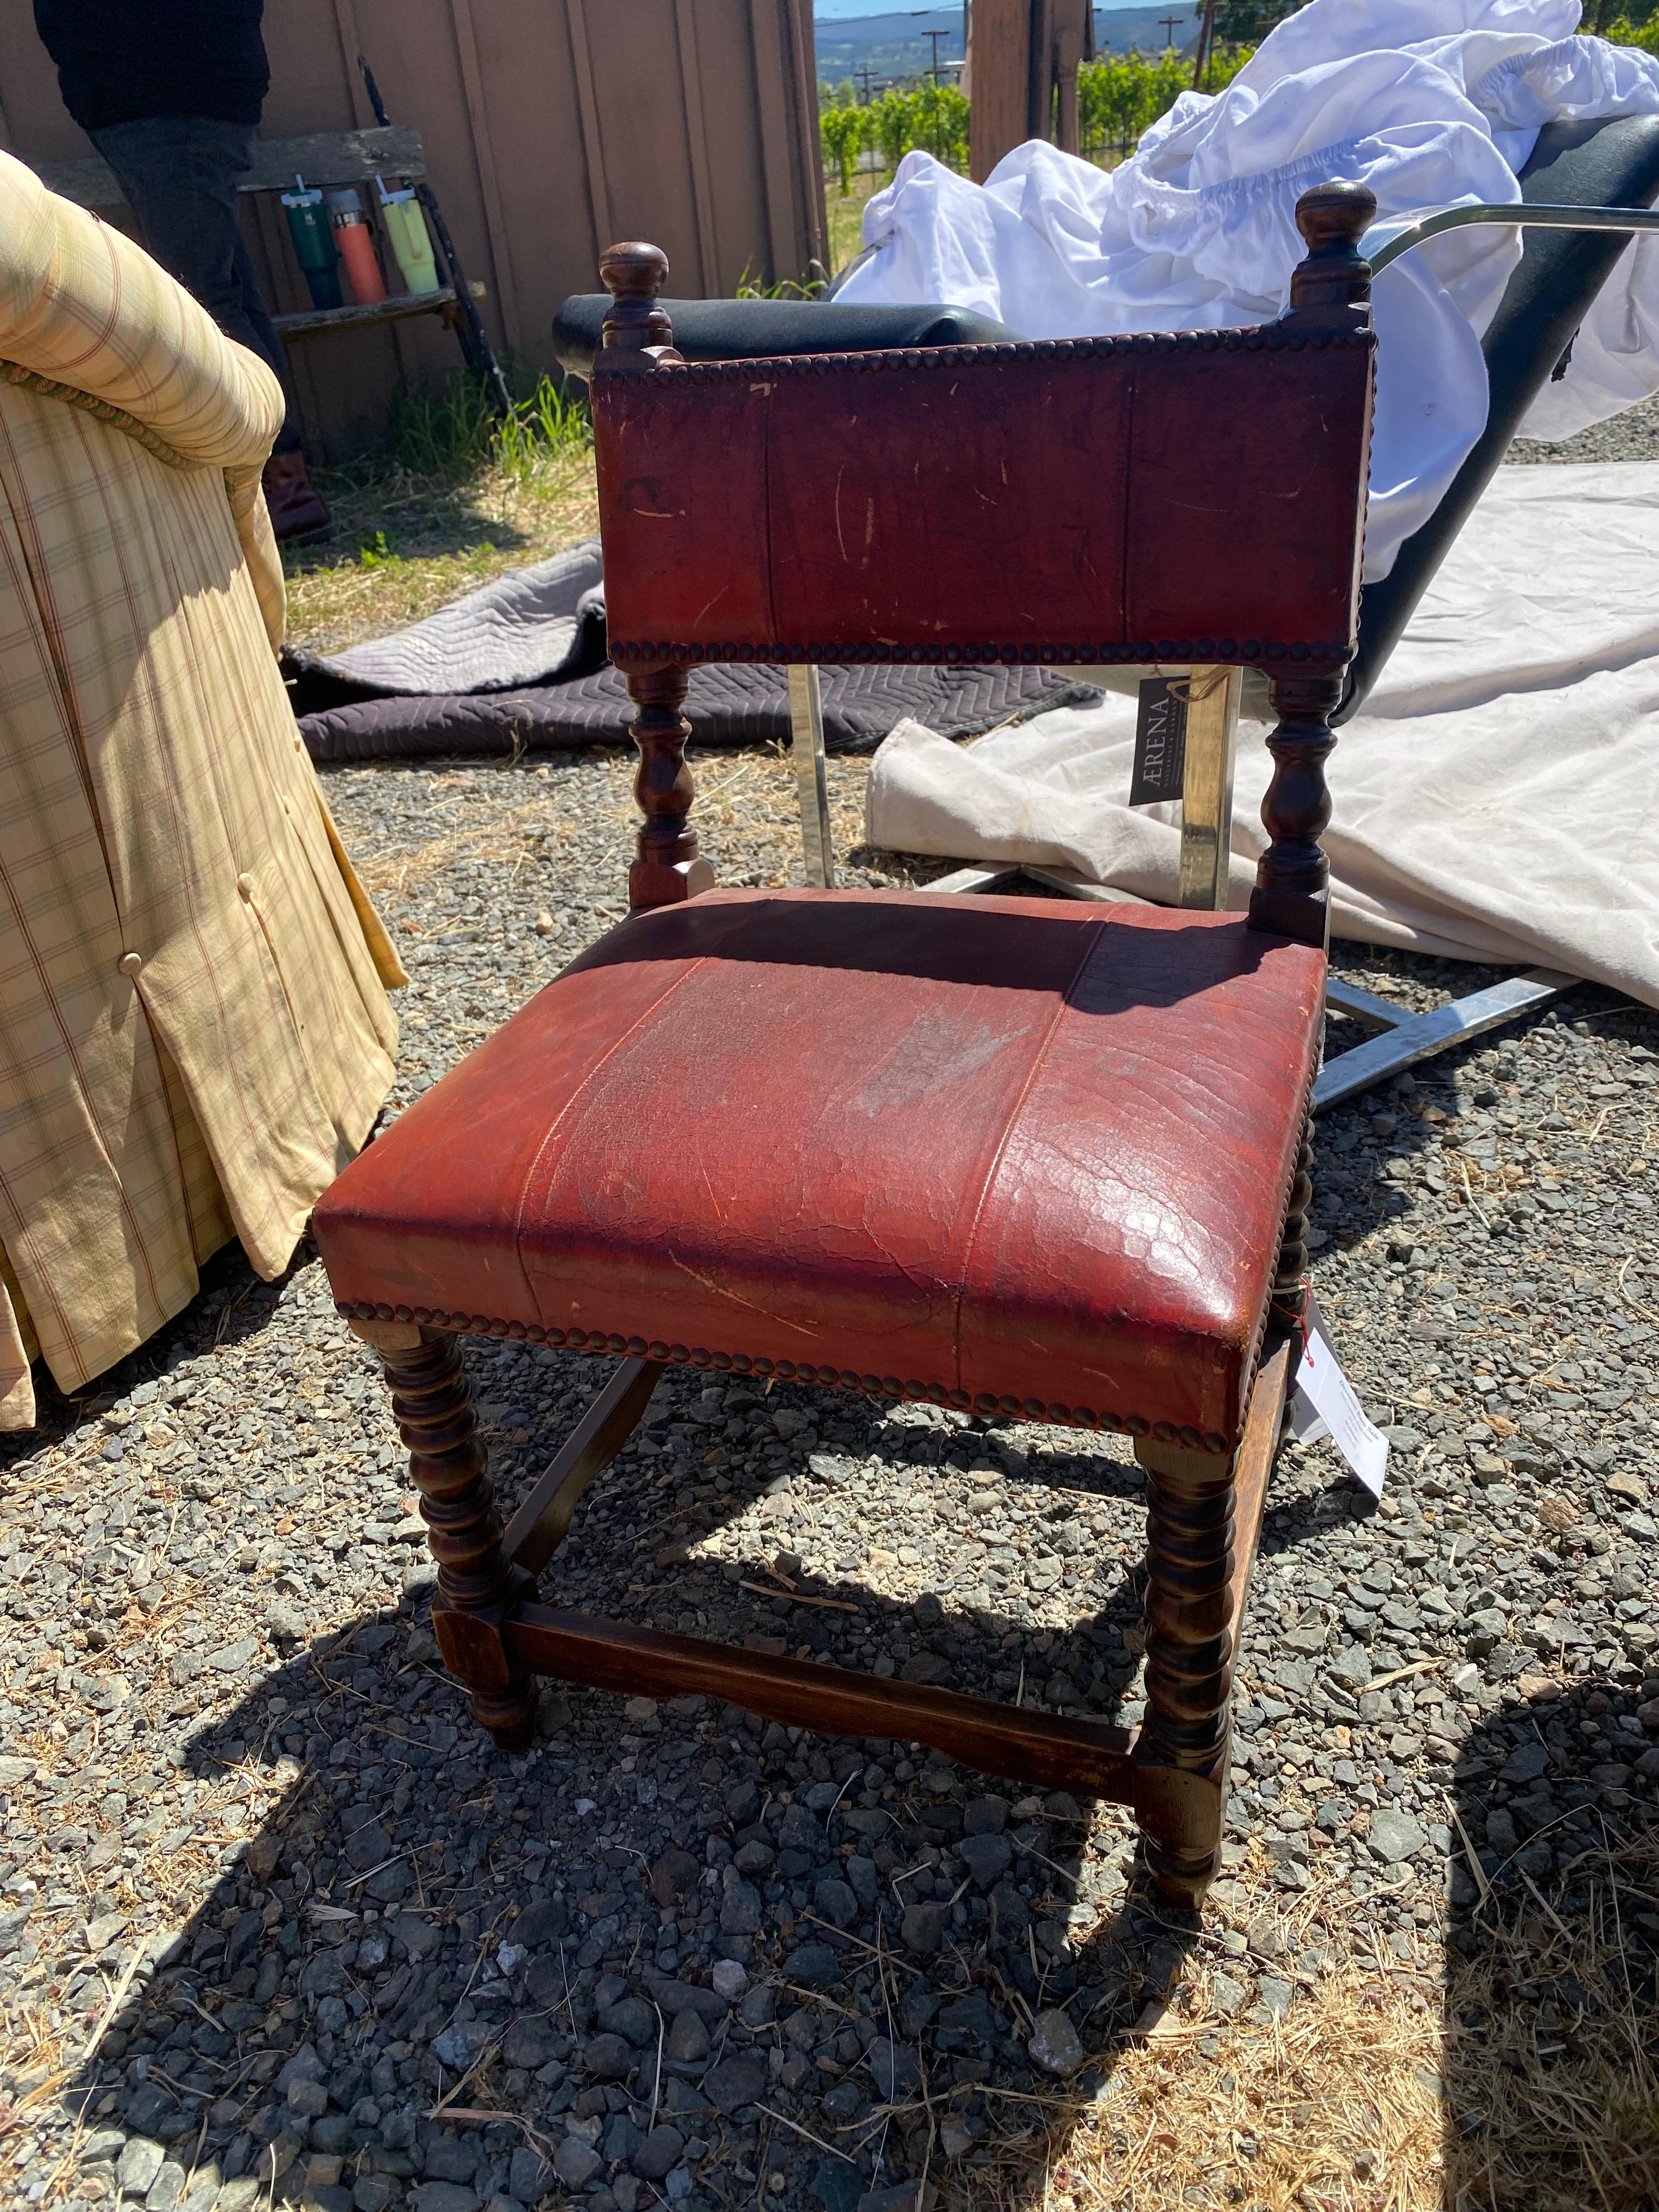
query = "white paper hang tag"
xmin=1289 ymin=1390 xmax=1331 ymax=1449
xmin=1289 ymin=1294 xmax=1389 ymax=1498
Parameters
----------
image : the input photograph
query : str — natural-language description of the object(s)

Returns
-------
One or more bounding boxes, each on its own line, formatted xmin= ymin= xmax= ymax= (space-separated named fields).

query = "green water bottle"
xmin=281 ymin=177 xmax=342 ymax=311
xmin=377 ymin=179 xmax=442 ymax=295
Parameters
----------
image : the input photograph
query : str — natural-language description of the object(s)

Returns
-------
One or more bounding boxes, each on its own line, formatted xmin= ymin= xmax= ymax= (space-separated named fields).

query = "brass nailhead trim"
xmin=609 ymin=637 xmax=1347 ymax=669
xmin=340 ymin=1299 xmax=1232 ymax=1455
xmin=662 ymin=321 xmax=1372 ymax=384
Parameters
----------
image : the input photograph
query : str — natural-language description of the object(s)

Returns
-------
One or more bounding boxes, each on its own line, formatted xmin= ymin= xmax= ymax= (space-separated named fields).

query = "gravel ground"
xmin=3 ymin=440 xmax=1658 ymax=2212
xmin=1510 ymin=390 xmax=1659 ymax=464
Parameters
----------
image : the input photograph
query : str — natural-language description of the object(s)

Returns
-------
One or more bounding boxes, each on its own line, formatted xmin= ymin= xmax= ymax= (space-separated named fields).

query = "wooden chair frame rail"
xmin=351 ymin=1308 xmax=1295 ymax=1908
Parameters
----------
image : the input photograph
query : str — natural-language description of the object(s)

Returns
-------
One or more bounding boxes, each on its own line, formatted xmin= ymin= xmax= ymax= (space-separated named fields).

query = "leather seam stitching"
xmin=512 ymin=949 xmax=712 ymax=1316
xmin=944 ymin=912 xmax=1114 ymax=1398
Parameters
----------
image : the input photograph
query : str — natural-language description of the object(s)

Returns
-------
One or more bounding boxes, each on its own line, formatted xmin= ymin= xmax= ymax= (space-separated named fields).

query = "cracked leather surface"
xmin=314 ymin=890 xmax=1324 ymax=1445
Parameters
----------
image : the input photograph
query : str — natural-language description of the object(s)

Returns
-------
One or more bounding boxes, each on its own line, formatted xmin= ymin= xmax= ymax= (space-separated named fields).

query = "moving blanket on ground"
xmin=865 ymin=462 xmax=1659 ymax=1007
xmin=836 ymin=0 xmax=1659 ymax=582
xmin=284 ymin=540 xmax=1098 ymax=759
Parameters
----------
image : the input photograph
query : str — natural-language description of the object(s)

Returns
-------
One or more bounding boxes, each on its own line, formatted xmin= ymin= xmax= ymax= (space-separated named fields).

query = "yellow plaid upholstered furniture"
xmin=0 ymin=150 xmax=404 ymax=1426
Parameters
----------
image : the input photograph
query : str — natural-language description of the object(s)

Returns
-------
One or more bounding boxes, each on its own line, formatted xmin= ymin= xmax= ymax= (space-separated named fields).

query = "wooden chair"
xmin=311 ymin=180 xmax=1378 ymax=1910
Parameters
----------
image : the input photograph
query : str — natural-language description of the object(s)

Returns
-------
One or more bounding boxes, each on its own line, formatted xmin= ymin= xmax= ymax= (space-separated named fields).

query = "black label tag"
xmin=1130 ymin=677 xmax=1188 ymax=806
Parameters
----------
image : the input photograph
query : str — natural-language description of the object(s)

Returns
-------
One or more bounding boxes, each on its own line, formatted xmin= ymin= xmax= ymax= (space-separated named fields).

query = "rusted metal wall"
xmin=0 ymin=0 xmax=826 ymax=459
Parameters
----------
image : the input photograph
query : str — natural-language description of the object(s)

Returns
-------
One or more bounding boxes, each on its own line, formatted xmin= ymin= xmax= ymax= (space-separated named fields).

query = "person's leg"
xmin=92 ymin=118 xmax=286 ymax=385
xmin=92 ymin=116 xmax=329 ymax=532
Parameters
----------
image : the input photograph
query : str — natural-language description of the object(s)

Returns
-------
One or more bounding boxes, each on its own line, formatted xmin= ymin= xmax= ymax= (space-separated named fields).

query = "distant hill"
xmin=1090 ymin=4 xmax=1204 ymax=53
xmin=814 ymin=10 xmax=964 ymax=89
xmin=812 ymin=6 xmax=1204 ymax=88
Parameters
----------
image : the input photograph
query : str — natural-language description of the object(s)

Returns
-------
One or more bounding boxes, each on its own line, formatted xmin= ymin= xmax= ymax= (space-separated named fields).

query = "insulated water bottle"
xmin=281 ymin=179 xmax=342 ymax=311
xmin=377 ymin=180 xmax=441 ymax=295
xmin=326 ymin=188 xmax=388 ymax=306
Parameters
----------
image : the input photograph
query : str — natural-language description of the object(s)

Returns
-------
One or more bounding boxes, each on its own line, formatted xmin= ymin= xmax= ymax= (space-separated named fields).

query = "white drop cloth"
xmin=864 ymin=462 xmax=1659 ymax=1005
xmin=835 ymin=0 xmax=1659 ymax=579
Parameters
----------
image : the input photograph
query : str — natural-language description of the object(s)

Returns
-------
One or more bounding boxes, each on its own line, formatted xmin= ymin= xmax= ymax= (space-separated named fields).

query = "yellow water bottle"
xmin=377 ymin=178 xmax=442 ymax=296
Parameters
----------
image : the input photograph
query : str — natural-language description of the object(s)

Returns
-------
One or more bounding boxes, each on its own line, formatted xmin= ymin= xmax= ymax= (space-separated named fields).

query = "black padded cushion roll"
xmin=1341 ymin=113 xmax=1659 ymax=720
xmin=551 ymin=295 xmax=1025 ymax=380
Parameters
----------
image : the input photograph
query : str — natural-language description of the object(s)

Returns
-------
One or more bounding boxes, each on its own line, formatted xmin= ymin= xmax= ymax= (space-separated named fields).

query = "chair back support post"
xmin=1248 ymin=181 xmax=1375 ymax=950
xmin=1176 ymin=665 xmax=1242 ymax=910
xmin=595 ymin=244 xmax=714 ymax=912
xmin=788 ymin=664 xmax=837 ymax=888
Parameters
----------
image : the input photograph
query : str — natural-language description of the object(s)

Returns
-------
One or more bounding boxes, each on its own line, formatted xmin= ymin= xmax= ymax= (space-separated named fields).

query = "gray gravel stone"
xmin=553 ymin=2138 xmax=603 ymax=2191
xmin=413 ymin=2186 xmax=479 ymax=2212
xmin=1368 ymin=1809 xmax=1429 ymax=1865
xmin=633 ymin=2126 xmax=686 ymax=2181
xmin=703 ymin=2052 xmax=768 ymax=2113
xmin=1027 ymin=2007 xmax=1086 ymax=2076
xmin=116 ymin=2138 xmax=166 ymax=2195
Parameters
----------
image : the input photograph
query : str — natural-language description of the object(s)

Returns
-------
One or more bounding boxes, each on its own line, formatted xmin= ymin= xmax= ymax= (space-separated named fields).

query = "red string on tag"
xmin=1271 ymin=1276 xmax=1313 ymax=1362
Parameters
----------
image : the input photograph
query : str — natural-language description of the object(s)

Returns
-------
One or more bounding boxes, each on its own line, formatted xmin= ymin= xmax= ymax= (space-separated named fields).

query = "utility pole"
xmin=1159 ymin=14 xmax=1183 ymax=47
xmin=1191 ymin=0 xmax=1217 ymax=87
xmin=854 ymin=63 xmax=877 ymax=103
xmin=924 ymin=28 xmax=949 ymax=81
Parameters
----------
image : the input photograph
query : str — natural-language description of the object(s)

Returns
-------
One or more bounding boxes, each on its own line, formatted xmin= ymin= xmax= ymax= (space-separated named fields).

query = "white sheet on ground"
xmin=863 ymin=462 xmax=1659 ymax=1006
xmin=834 ymin=0 xmax=1659 ymax=580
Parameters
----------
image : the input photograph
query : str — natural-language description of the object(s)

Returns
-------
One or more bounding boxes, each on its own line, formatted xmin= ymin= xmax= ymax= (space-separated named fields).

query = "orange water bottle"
xmin=326 ymin=188 xmax=388 ymax=306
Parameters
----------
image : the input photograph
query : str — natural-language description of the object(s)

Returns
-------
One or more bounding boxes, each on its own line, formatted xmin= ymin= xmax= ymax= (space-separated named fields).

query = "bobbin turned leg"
xmin=627 ymin=662 xmax=715 ymax=912
xmin=1132 ymin=1436 xmax=1238 ymax=1909
xmin=349 ymin=1318 xmax=537 ymax=1751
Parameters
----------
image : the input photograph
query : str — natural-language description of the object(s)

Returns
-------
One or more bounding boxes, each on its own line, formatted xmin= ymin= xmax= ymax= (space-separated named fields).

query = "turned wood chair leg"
xmin=1129 ymin=1122 xmax=1312 ymax=1904
xmin=349 ymin=1317 xmax=537 ymax=1752
xmin=1133 ymin=1435 xmax=1238 ymax=1909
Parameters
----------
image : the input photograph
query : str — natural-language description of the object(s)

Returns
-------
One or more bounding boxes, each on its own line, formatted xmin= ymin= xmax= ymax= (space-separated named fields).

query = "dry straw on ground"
xmin=282 ymin=404 xmax=597 ymax=656
xmin=950 ymin=1828 xmax=1657 ymax=2212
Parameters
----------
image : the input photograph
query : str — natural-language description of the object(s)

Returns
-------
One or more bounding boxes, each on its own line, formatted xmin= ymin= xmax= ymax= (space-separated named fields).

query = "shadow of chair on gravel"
xmin=47 ymin=1377 xmax=1659 ymax=2212
xmin=45 ymin=1303 xmax=1392 ymax=2212
xmin=1440 ymin=1679 xmax=1658 ymax=2212
xmin=48 ymin=1307 xmax=1354 ymax=2212
xmin=57 ymin=1581 xmax=1222 ymax=2212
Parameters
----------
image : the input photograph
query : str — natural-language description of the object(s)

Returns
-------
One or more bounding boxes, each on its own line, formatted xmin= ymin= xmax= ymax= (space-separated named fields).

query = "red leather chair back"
xmin=596 ymin=323 xmax=1374 ymax=678
xmin=588 ymin=183 xmax=1379 ymax=947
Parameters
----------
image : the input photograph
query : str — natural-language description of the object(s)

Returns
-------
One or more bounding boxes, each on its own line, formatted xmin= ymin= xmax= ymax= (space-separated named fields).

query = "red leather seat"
xmin=315 ymin=888 xmax=1324 ymax=1452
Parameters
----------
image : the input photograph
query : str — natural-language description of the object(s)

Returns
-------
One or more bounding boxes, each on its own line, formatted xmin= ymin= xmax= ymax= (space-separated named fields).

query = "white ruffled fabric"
xmin=864 ymin=461 xmax=1659 ymax=1004
xmin=834 ymin=0 xmax=1659 ymax=577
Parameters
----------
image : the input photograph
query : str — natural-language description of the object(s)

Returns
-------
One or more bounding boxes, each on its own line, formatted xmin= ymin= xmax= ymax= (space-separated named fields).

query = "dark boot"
xmin=261 ymin=450 xmax=332 ymax=540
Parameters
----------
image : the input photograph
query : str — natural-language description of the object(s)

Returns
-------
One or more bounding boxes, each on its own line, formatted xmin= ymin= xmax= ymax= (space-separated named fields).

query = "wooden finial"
xmin=599 ymin=240 xmax=675 ymax=359
xmin=1286 ymin=181 xmax=1378 ymax=332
